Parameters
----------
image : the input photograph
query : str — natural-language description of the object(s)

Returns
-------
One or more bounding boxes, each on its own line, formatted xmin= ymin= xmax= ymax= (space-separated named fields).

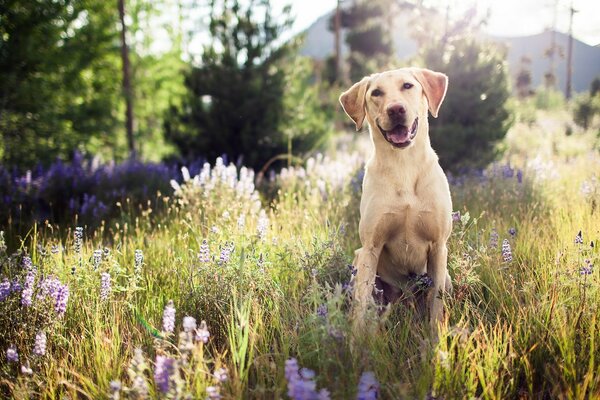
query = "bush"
xmin=0 ymin=153 xmax=176 ymax=228
xmin=421 ymin=38 xmax=513 ymax=172
xmin=534 ymin=87 xmax=566 ymax=110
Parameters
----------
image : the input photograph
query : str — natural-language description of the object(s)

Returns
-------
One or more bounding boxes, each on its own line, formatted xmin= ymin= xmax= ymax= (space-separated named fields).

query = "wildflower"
xmin=316 ymin=304 xmax=328 ymax=319
xmin=103 ymin=247 xmax=111 ymax=258
xmin=0 ymin=278 xmax=10 ymax=301
xmin=93 ymin=249 xmax=103 ymax=270
xmin=134 ymin=249 xmax=144 ymax=277
xmin=162 ymin=300 xmax=176 ymax=334
xmin=109 ymin=380 xmax=122 ymax=400
xmin=285 ymin=358 xmax=329 ymax=400
xmin=516 ymin=169 xmax=523 ymax=183
xmin=357 ymin=371 xmax=379 ymax=400
xmin=196 ymin=320 xmax=210 ymax=343
xmin=51 ymin=244 xmax=60 ymax=254
xmin=22 ymin=256 xmax=33 ymax=269
xmin=214 ymin=367 xmax=228 ymax=383
xmin=206 ymin=386 xmax=222 ymax=399
xmin=219 ymin=242 xmax=233 ymax=265
xmin=33 ymin=331 xmax=47 ymax=356
xmin=237 ymin=214 xmax=246 ymax=230
xmin=575 ymin=231 xmax=583 ymax=245
xmin=154 ymin=355 xmax=176 ymax=394
xmin=508 ymin=227 xmax=517 ymax=237
xmin=21 ymin=267 xmax=36 ymax=307
xmin=211 ymin=225 xmax=219 ymax=234
xmin=222 ymin=210 xmax=230 ymax=220
xmin=129 ymin=348 xmax=149 ymax=399
xmin=54 ymin=283 xmax=69 ymax=316
xmin=182 ymin=316 xmax=197 ymax=333
xmin=489 ymin=228 xmax=499 ymax=249
xmin=414 ymin=273 xmax=433 ymax=290
xmin=21 ymin=363 xmax=33 ymax=375
xmin=100 ymin=272 xmax=111 ymax=301
xmin=6 ymin=345 xmax=18 ymax=362
xmin=451 ymin=211 xmax=461 ymax=222
xmin=181 ymin=166 xmax=191 ymax=182
xmin=257 ymin=210 xmax=269 ymax=240
xmin=74 ymin=227 xmax=83 ymax=254
xmin=580 ymin=259 xmax=593 ymax=275
xmin=199 ymin=239 xmax=210 ymax=264
xmin=502 ymin=239 xmax=513 ymax=263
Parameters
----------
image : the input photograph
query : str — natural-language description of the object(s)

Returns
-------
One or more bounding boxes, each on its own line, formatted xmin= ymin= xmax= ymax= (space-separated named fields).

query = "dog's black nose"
xmin=386 ymin=103 xmax=406 ymax=117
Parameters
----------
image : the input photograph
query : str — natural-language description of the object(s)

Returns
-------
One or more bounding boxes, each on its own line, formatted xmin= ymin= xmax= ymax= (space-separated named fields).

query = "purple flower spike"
xmin=6 ymin=345 xmax=18 ymax=362
xmin=21 ymin=267 xmax=37 ymax=307
xmin=0 ymin=278 xmax=10 ymax=301
xmin=502 ymin=239 xmax=513 ymax=263
xmin=162 ymin=300 xmax=176 ymax=334
xmin=196 ymin=320 xmax=210 ymax=343
xmin=154 ymin=355 xmax=175 ymax=394
xmin=54 ymin=284 xmax=69 ymax=316
xmin=357 ymin=371 xmax=379 ymax=400
xmin=33 ymin=331 xmax=47 ymax=356
xmin=100 ymin=272 xmax=111 ymax=301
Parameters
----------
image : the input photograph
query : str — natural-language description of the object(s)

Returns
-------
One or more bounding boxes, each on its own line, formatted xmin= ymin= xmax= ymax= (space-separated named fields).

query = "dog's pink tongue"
xmin=387 ymin=127 xmax=409 ymax=144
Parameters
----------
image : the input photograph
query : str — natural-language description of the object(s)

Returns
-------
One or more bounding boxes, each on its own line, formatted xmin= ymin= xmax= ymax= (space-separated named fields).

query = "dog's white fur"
xmin=339 ymin=67 xmax=452 ymax=332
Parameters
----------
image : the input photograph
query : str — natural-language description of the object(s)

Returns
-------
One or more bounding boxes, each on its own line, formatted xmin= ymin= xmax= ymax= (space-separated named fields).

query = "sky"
xmin=273 ymin=0 xmax=600 ymax=46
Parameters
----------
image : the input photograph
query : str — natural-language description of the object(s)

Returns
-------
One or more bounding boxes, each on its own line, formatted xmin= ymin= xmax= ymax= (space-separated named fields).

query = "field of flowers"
xmin=1 ymin=109 xmax=599 ymax=399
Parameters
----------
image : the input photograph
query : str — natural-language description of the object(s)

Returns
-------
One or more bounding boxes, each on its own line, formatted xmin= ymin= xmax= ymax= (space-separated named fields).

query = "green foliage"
xmin=338 ymin=0 xmax=393 ymax=82
xmin=165 ymin=0 xmax=322 ymax=170
xmin=0 ymin=0 xmax=122 ymax=168
xmin=535 ymin=86 xmax=566 ymax=110
xmin=573 ymin=93 xmax=600 ymax=130
xmin=422 ymin=38 xmax=513 ymax=172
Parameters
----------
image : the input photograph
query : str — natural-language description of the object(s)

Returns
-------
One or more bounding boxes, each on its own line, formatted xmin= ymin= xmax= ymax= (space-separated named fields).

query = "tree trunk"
xmin=118 ymin=0 xmax=135 ymax=157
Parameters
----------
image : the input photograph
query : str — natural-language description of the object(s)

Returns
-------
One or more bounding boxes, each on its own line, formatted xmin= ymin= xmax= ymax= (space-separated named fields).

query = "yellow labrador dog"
xmin=339 ymin=67 xmax=452 ymax=333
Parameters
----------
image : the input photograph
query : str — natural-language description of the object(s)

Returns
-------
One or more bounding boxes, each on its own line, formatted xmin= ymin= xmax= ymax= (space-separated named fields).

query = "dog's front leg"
xmin=352 ymin=245 xmax=381 ymax=335
xmin=427 ymin=243 xmax=449 ymax=333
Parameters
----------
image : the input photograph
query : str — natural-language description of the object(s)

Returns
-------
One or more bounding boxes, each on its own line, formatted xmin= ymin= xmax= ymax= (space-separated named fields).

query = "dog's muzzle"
xmin=378 ymin=118 xmax=419 ymax=148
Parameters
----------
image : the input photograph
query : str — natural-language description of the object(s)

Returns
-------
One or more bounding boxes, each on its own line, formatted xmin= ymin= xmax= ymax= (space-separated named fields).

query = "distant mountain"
xmin=300 ymin=11 xmax=600 ymax=94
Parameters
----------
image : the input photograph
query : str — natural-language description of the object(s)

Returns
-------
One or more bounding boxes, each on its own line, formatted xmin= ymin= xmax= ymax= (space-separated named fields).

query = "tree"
xmin=164 ymin=0 xmax=323 ymax=170
xmin=336 ymin=0 xmax=393 ymax=83
xmin=421 ymin=38 xmax=512 ymax=172
xmin=0 ymin=0 xmax=122 ymax=168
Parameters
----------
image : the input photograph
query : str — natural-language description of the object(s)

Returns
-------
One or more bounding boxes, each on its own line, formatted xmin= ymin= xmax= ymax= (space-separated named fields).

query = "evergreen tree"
xmin=0 ymin=0 xmax=122 ymax=167
xmin=165 ymin=0 xmax=322 ymax=170
xmin=422 ymin=38 xmax=512 ymax=172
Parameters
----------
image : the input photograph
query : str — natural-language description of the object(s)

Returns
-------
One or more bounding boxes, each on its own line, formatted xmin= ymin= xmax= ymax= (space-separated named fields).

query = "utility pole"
xmin=566 ymin=2 xmax=577 ymax=99
xmin=118 ymin=0 xmax=135 ymax=157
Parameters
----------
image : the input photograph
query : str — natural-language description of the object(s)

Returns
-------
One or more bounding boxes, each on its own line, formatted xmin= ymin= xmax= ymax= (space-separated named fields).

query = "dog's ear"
xmin=412 ymin=68 xmax=448 ymax=118
xmin=339 ymin=76 xmax=370 ymax=131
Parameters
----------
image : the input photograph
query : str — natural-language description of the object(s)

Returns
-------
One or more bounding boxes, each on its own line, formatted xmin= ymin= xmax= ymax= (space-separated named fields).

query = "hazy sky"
xmin=274 ymin=0 xmax=600 ymax=46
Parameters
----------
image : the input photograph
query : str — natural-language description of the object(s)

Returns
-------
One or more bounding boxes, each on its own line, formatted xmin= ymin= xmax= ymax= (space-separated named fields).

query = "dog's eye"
xmin=403 ymin=82 xmax=414 ymax=90
xmin=371 ymin=89 xmax=383 ymax=97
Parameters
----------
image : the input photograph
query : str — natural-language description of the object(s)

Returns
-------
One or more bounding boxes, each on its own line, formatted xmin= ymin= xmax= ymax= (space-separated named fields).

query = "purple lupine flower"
xmin=162 ymin=300 xmax=176 ymax=333
xmin=195 ymin=320 xmax=210 ymax=343
xmin=451 ymin=211 xmax=461 ymax=222
xmin=357 ymin=371 xmax=379 ymax=400
xmin=206 ymin=386 xmax=222 ymax=399
xmin=575 ymin=231 xmax=583 ymax=245
xmin=489 ymin=228 xmax=499 ymax=249
xmin=74 ymin=227 xmax=83 ymax=254
xmin=154 ymin=355 xmax=176 ymax=394
xmin=6 ymin=345 xmax=18 ymax=362
xmin=130 ymin=348 xmax=149 ymax=399
xmin=516 ymin=169 xmax=523 ymax=183
xmin=316 ymin=304 xmax=328 ymax=319
xmin=109 ymin=380 xmax=121 ymax=400
xmin=182 ymin=316 xmax=196 ymax=333
xmin=502 ymin=239 xmax=513 ymax=263
xmin=508 ymin=227 xmax=517 ymax=237
xmin=21 ymin=363 xmax=33 ymax=375
xmin=580 ymin=259 xmax=593 ymax=275
xmin=54 ymin=283 xmax=69 ymax=316
xmin=22 ymin=256 xmax=33 ymax=270
xmin=214 ymin=367 xmax=228 ymax=382
xmin=198 ymin=239 xmax=210 ymax=264
xmin=33 ymin=331 xmax=47 ymax=356
xmin=0 ymin=278 xmax=10 ymax=301
xmin=100 ymin=272 xmax=111 ymax=301
xmin=219 ymin=242 xmax=233 ymax=265
xmin=37 ymin=276 xmax=59 ymax=299
xmin=21 ymin=267 xmax=37 ymax=307
xmin=285 ymin=358 xmax=328 ymax=400
xmin=93 ymin=249 xmax=102 ymax=270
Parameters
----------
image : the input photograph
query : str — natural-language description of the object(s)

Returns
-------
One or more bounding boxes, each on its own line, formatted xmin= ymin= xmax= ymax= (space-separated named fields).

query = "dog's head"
xmin=339 ymin=68 xmax=448 ymax=149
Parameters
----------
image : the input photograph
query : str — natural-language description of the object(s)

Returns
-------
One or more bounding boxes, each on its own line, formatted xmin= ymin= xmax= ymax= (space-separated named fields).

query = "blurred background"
xmin=1 ymin=0 xmax=599 ymax=225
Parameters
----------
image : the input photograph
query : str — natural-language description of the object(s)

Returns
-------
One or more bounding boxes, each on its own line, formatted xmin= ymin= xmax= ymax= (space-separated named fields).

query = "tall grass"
xmin=1 ymin=114 xmax=599 ymax=399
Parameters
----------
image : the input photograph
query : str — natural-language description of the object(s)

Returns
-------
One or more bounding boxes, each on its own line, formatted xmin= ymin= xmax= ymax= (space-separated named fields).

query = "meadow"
xmin=1 ymin=107 xmax=599 ymax=400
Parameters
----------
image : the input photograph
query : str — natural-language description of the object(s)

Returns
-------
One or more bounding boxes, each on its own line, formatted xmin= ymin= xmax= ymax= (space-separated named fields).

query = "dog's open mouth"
xmin=379 ymin=118 xmax=419 ymax=148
